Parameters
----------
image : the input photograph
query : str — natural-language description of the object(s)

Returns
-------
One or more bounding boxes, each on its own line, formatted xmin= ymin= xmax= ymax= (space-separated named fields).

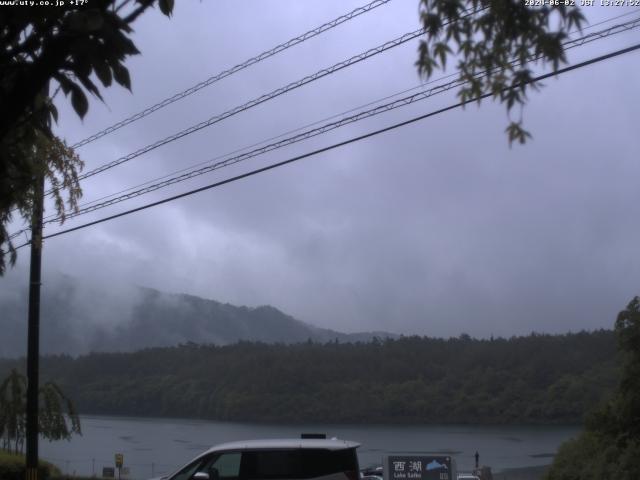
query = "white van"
xmin=158 ymin=437 xmax=360 ymax=480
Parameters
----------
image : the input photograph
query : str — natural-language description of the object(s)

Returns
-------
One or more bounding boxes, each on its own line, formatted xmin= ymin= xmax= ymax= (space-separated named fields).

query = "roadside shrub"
xmin=0 ymin=450 xmax=60 ymax=480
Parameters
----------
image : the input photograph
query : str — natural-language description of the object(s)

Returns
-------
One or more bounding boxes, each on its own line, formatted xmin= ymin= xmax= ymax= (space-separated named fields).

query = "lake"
xmin=39 ymin=415 xmax=580 ymax=479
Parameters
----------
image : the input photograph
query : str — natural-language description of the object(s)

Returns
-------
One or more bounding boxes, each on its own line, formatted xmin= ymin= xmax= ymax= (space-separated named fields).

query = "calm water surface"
xmin=39 ymin=415 xmax=580 ymax=479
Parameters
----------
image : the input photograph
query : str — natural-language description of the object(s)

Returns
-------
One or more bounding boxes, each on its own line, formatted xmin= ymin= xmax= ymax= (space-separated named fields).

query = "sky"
xmin=3 ymin=0 xmax=640 ymax=338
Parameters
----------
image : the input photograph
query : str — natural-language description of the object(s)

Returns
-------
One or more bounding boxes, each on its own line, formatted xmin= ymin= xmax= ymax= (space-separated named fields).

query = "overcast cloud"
xmin=3 ymin=0 xmax=640 ymax=338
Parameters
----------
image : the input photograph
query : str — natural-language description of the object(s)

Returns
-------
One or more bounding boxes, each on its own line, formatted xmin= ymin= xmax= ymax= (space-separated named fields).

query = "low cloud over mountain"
xmin=0 ymin=274 xmax=394 ymax=357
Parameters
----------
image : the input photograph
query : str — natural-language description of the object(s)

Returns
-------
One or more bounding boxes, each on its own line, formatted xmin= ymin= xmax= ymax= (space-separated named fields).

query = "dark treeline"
xmin=0 ymin=331 xmax=619 ymax=424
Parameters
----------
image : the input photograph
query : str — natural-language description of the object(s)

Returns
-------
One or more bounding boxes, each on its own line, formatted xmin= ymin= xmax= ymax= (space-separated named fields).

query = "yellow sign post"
xmin=115 ymin=453 xmax=124 ymax=480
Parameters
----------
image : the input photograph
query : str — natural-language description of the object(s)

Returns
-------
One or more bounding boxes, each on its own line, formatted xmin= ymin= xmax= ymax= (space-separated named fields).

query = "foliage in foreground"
xmin=546 ymin=297 xmax=640 ymax=480
xmin=0 ymin=449 xmax=60 ymax=480
xmin=0 ymin=369 xmax=81 ymax=454
xmin=417 ymin=0 xmax=584 ymax=144
xmin=0 ymin=0 xmax=594 ymax=273
xmin=0 ymin=0 xmax=175 ymax=274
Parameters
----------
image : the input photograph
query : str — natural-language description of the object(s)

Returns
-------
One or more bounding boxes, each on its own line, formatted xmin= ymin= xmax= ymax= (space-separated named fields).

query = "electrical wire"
xmin=52 ymin=11 xmax=640 ymax=217
xmin=31 ymin=43 xmax=639 ymax=244
xmin=72 ymin=7 xmax=489 ymax=183
xmin=41 ymin=7 xmax=494 ymax=204
xmin=6 ymin=6 xmax=631 ymax=241
xmin=55 ymin=84 xmax=443 ymax=214
xmin=70 ymin=0 xmax=394 ymax=149
xmin=50 ymin=79 xmax=468 ymax=223
xmin=47 ymin=81 xmax=452 ymax=218
xmin=42 ymin=16 xmax=640 ymax=225
xmin=5 ymin=42 xmax=639 ymax=253
xmin=5 ymin=11 xmax=638 ymax=242
xmin=75 ymin=26 xmax=430 ymax=182
xmin=570 ymin=9 xmax=640 ymax=34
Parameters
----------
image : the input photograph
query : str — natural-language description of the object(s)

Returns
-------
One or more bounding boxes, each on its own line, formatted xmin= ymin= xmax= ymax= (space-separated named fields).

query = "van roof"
xmin=203 ymin=438 xmax=360 ymax=454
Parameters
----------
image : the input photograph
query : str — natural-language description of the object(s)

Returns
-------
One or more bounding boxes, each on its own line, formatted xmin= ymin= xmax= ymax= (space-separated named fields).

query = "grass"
xmin=0 ymin=449 xmax=113 ymax=479
xmin=0 ymin=449 xmax=100 ymax=479
xmin=1 ymin=448 xmax=61 ymax=471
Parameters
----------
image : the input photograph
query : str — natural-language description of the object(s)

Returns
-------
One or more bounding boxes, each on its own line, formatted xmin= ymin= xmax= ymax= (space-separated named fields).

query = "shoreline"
xmin=74 ymin=412 xmax=582 ymax=429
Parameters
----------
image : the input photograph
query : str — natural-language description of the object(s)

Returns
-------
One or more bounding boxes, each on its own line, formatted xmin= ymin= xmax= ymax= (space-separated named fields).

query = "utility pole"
xmin=25 ymin=172 xmax=45 ymax=480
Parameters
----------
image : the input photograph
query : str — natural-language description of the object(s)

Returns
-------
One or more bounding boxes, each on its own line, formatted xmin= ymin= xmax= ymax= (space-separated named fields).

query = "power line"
xmin=568 ymin=15 xmax=640 ymax=47
xmin=41 ymin=7 xmax=490 ymax=205
xmin=73 ymin=8 xmax=490 ymax=183
xmin=43 ymin=16 xmax=640 ymax=225
xmin=50 ymin=13 xmax=640 ymax=218
xmin=75 ymin=25 xmax=430 ymax=182
xmin=67 ymin=6 xmax=629 ymax=184
xmin=9 ymin=0 xmax=407 ymax=220
xmin=70 ymin=0 xmax=393 ymax=149
xmin=6 ymin=42 xmax=639 ymax=253
xmin=4 ymin=8 xmax=631 ymax=238
xmin=49 ymin=78 xmax=467 ymax=224
xmin=570 ymin=9 xmax=640 ymax=34
xmin=48 ymin=82 xmax=449 ymax=218
xmin=35 ymin=43 xmax=640 ymax=244
xmin=7 ymin=12 xmax=638 ymax=243
xmin=8 ymin=229 xmax=27 ymax=241
xmin=5 ymin=12 xmax=637 ymax=243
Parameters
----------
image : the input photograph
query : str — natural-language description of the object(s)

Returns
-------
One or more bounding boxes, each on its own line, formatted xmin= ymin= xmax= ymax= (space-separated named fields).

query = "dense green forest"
xmin=545 ymin=298 xmax=640 ymax=479
xmin=0 ymin=331 xmax=619 ymax=425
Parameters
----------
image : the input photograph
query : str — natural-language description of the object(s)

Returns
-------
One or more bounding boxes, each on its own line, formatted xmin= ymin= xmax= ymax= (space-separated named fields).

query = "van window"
xmin=170 ymin=457 xmax=208 ymax=480
xmin=241 ymin=448 xmax=358 ymax=479
xmin=211 ymin=453 xmax=242 ymax=478
xmin=203 ymin=453 xmax=242 ymax=479
xmin=171 ymin=453 xmax=242 ymax=480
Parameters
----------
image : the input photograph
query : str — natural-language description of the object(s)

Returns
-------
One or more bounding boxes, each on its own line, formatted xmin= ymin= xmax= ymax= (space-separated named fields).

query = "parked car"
xmin=157 ymin=436 xmax=360 ymax=480
xmin=360 ymin=475 xmax=383 ymax=480
xmin=360 ymin=464 xmax=383 ymax=480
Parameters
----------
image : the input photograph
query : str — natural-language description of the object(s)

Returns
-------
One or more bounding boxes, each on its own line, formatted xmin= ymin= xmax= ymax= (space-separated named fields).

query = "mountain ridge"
xmin=0 ymin=274 xmax=396 ymax=357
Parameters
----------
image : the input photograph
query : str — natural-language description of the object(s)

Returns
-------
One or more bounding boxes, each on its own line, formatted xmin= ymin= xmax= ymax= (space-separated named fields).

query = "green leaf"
xmin=112 ymin=62 xmax=131 ymax=90
xmin=505 ymin=122 xmax=532 ymax=146
xmin=159 ymin=0 xmax=175 ymax=16
xmin=55 ymin=73 xmax=74 ymax=95
xmin=433 ymin=42 xmax=451 ymax=68
xmin=66 ymin=10 xmax=104 ymax=32
xmin=70 ymin=83 xmax=89 ymax=118
xmin=567 ymin=9 xmax=585 ymax=31
xmin=49 ymin=103 xmax=59 ymax=124
xmin=94 ymin=62 xmax=112 ymax=87
xmin=77 ymin=74 xmax=104 ymax=102
xmin=424 ymin=13 xmax=441 ymax=38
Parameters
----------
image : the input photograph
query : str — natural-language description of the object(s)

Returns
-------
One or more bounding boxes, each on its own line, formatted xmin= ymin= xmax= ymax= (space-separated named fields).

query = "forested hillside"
xmin=0 ymin=274 xmax=394 ymax=357
xmin=0 ymin=331 xmax=618 ymax=424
